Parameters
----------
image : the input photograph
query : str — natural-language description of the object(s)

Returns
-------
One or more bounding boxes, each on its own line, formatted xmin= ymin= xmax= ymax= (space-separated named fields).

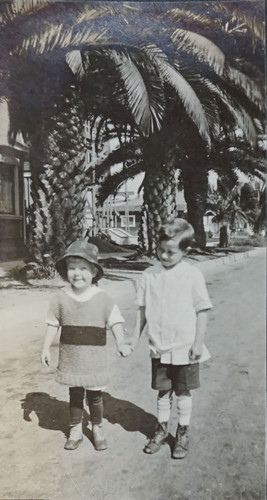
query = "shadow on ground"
xmin=21 ymin=391 xmax=158 ymax=442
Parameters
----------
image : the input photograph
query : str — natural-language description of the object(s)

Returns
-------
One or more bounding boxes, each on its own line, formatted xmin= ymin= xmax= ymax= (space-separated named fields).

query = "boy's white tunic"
xmin=136 ymin=261 xmax=212 ymax=365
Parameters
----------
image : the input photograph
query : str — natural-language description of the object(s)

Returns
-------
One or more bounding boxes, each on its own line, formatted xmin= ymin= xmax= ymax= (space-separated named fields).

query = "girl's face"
xmin=66 ymin=257 xmax=97 ymax=291
xmin=157 ymin=238 xmax=184 ymax=269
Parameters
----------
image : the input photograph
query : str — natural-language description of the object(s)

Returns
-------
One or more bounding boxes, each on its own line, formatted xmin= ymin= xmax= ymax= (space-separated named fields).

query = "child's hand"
xmin=117 ymin=344 xmax=133 ymax=357
xmin=189 ymin=342 xmax=202 ymax=362
xmin=41 ymin=349 xmax=51 ymax=367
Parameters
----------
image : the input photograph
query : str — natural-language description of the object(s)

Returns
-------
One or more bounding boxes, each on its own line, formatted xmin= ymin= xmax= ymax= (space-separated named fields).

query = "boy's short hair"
xmin=158 ymin=218 xmax=195 ymax=251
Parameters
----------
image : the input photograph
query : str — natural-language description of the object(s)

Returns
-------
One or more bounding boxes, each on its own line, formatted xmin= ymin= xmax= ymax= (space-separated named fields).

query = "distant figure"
xmin=131 ymin=219 xmax=212 ymax=459
xmin=41 ymin=240 xmax=131 ymax=452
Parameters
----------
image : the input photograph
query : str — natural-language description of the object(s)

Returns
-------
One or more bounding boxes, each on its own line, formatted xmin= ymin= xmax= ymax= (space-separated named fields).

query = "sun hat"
xmin=55 ymin=240 xmax=104 ymax=281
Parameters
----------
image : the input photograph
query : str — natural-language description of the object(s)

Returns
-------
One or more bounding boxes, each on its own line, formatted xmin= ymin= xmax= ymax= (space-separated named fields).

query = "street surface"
xmin=0 ymin=248 xmax=265 ymax=500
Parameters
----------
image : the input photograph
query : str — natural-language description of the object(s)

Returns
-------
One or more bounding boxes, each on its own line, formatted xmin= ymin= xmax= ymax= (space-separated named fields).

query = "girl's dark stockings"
xmin=69 ymin=387 xmax=103 ymax=426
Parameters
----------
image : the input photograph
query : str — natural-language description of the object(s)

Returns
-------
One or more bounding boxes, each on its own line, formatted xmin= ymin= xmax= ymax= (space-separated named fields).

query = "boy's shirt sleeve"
xmin=45 ymin=293 xmax=60 ymax=327
xmin=192 ymin=269 xmax=212 ymax=312
xmin=107 ymin=304 xmax=125 ymax=327
xmin=136 ymin=273 xmax=146 ymax=307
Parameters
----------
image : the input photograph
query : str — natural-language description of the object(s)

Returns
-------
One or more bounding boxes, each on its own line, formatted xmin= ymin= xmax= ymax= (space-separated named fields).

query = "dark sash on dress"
xmin=60 ymin=326 xmax=106 ymax=346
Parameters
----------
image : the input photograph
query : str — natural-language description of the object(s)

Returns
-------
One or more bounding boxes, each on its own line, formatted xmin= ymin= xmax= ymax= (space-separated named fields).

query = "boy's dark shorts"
xmin=151 ymin=358 xmax=200 ymax=393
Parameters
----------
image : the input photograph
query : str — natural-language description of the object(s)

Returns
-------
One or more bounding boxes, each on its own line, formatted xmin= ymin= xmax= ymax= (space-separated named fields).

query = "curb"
xmin=195 ymin=246 xmax=265 ymax=274
xmin=196 ymin=247 xmax=266 ymax=272
xmin=104 ymin=247 xmax=265 ymax=278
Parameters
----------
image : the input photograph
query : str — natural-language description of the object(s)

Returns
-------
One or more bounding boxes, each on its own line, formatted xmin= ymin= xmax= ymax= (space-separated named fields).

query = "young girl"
xmin=41 ymin=240 xmax=131 ymax=451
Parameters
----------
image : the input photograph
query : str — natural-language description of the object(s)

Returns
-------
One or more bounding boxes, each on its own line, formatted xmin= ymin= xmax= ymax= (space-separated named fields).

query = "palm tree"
xmin=73 ymin=4 xmax=265 ymax=251
xmin=0 ymin=1 xmax=265 ymax=255
xmin=206 ymin=187 xmax=246 ymax=247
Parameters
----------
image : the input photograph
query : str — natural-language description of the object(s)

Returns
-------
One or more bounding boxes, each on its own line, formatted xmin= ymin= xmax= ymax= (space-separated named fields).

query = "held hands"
xmin=189 ymin=342 xmax=202 ymax=362
xmin=117 ymin=344 xmax=133 ymax=358
xmin=41 ymin=349 xmax=51 ymax=367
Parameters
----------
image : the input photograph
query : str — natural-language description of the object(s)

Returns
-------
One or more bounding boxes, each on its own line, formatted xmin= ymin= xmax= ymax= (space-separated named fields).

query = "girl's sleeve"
xmin=107 ymin=304 xmax=125 ymax=327
xmin=45 ymin=293 xmax=60 ymax=327
xmin=136 ymin=273 xmax=146 ymax=307
xmin=192 ymin=269 xmax=212 ymax=312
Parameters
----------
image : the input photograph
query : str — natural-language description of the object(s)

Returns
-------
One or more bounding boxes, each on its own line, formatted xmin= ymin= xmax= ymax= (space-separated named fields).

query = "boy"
xmin=132 ymin=219 xmax=212 ymax=459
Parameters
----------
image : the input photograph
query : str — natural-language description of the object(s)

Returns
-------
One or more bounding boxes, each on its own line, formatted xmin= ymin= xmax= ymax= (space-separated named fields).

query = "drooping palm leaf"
xmin=109 ymin=50 xmax=156 ymax=137
xmin=203 ymin=79 xmax=258 ymax=146
xmin=0 ymin=0 xmax=50 ymax=24
xmin=66 ymin=50 xmax=84 ymax=77
xmin=141 ymin=43 xmax=211 ymax=145
xmin=223 ymin=3 xmax=265 ymax=42
xmin=90 ymin=137 xmax=142 ymax=179
xmin=97 ymin=160 xmax=144 ymax=204
xmin=171 ymin=28 xmax=226 ymax=75
xmin=164 ymin=63 xmax=211 ymax=145
xmin=164 ymin=5 xmax=222 ymax=30
xmin=16 ymin=21 xmax=109 ymax=56
xmin=225 ymin=65 xmax=264 ymax=111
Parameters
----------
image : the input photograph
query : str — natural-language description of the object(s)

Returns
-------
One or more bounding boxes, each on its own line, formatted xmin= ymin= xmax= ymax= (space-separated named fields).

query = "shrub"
xmin=230 ymin=234 xmax=266 ymax=247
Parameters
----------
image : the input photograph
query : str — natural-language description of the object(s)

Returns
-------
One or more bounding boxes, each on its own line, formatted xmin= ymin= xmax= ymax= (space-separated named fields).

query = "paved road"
xmin=0 ymin=249 xmax=265 ymax=500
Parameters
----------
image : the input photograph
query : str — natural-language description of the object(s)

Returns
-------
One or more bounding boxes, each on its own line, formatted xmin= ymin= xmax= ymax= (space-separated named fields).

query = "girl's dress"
xmin=46 ymin=285 xmax=124 ymax=388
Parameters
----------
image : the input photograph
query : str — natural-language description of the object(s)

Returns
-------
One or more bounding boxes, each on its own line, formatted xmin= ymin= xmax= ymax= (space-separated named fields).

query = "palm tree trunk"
xmin=27 ymin=87 xmax=88 ymax=261
xmin=139 ymin=162 xmax=177 ymax=254
xmin=219 ymin=225 xmax=229 ymax=247
xmin=181 ymin=161 xmax=208 ymax=249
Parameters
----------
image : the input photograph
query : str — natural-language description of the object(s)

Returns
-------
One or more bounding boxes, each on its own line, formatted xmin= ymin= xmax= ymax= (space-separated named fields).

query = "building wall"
xmin=0 ymin=101 xmax=28 ymax=260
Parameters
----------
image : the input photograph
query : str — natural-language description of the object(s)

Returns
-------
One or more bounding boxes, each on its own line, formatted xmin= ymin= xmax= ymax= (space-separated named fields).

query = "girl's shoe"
xmin=64 ymin=423 xmax=83 ymax=450
xmin=172 ymin=424 xmax=189 ymax=459
xmin=92 ymin=424 xmax=108 ymax=451
xmin=143 ymin=422 xmax=168 ymax=454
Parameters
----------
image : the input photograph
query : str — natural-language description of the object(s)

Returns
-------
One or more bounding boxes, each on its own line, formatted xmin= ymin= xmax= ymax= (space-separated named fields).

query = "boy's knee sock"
xmin=86 ymin=390 xmax=103 ymax=425
xmin=176 ymin=395 xmax=192 ymax=426
xmin=157 ymin=393 xmax=172 ymax=423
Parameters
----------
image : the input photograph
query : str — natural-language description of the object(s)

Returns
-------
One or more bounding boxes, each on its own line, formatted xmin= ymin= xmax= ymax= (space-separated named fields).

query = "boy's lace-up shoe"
xmin=143 ymin=422 xmax=168 ymax=454
xmin=172 ymin=424 xmax=189 ymax=459
xmin=64 ymin=423 xmax=83 ymax=450
xmin=92 ymin=424 xmax=108 ymax=451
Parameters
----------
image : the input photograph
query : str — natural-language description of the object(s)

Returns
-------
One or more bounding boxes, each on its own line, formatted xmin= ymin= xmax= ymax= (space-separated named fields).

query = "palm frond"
xmin=97 ymin=160 xmax=144 ymax=204
xmin=172 ymin=28 xmax=225 ymax=75
xmin=92 ymin=138 xmax=142 ymax=178
xmin=16 ymin=21 xmax=109 ymax=56
xmin=66 ymin=50 xmax=85 ymax=77
xmin=203 ymin=80 xmax=257 ymax=146
xmin=225 ymin=65 xmax=264 ymax=111
xmin=164 ymin=64 xmax=211 ymax=145
xmin=0 ymin=0 xmax=50 ymax=24
xmin=165 ymin=6 xmax=219 ymax=28
xmin=206 ymin=2 xmax=265 ymax=42
xmin=142 ymin=43 xmax=211 ymax=145
xmin=227 ymin=5 xmax=265 ymax=42
xmin=109 ymin=51 xmax=156 ymax=136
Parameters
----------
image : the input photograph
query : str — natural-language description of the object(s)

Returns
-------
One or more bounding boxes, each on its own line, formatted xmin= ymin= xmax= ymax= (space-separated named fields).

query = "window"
xmin=0 ymin=164 xmax=15 ymax=214
xmin=120 ymin=215 xmax=136 ymax=228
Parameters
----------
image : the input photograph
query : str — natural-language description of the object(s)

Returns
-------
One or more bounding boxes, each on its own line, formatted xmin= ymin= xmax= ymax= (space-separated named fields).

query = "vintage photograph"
xmin=0 ymin=1 xmax=265 ymax=499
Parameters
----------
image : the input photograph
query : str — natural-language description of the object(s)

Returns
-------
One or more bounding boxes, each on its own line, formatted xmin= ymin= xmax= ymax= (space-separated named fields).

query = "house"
xmin=103 ymin=190 xmax=187 ymax=245
xmin=0 ymin=101 xmax=29 ymax=261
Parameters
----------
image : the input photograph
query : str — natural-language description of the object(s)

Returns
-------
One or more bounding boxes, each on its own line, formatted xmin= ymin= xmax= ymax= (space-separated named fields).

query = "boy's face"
xmin=157 ymin=238 xmax=185 ymax=269
xmin=66 ymin=257 xmax=97 ymax=291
